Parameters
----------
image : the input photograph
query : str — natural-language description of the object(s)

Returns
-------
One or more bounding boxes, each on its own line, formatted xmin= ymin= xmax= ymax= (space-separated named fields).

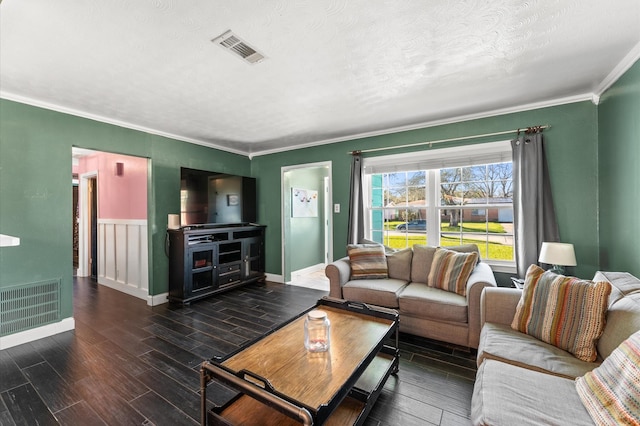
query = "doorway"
xmin=281 ymin=162 xmax=332 ymax=286
xmin=73 ymin=147 xmax=151 ymax=302
xmin=77 ymin=171 xmax=97 ymax=278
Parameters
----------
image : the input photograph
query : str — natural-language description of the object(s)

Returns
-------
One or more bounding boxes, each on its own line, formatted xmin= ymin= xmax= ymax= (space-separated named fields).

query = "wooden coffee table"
xmin=200 ymin=297 xmax=399 ymax=425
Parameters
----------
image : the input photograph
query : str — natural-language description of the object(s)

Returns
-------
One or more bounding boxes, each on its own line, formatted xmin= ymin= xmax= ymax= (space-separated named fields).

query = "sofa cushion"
xmin=593 ymin=271 xmax=640 ymax=310
xmin=576 ymin=330 xmax=640 ymax=426
xmin=472 ymin=359 xmax=594 ymax=426
xmin=409 ymin=244 xmax=479 ymax=285
xmin=596 ymin=294 xmax=640 ymax=359
xmin=386 ymin=248 xmax=412 ymax=282
xmin=342 ymin=278 xmax=407 ymax=308
xmin=427 ymin=248 xmax=478 ymax=296
xmin=478 ymin=323 xmax=600 ymax=379
xmin=359 ymin=238 xmax=395 ymax=254
xmin=347 ymin=244 xmax=388 ymax=280
xmin=441 ymin=243 xmax=481 ymax=265
xmin=594 ymin=271 xmax=640 ymax=305
xmin=512 ymin=264 xmax=611 ymax=362
xmin=398 ymin=283 xmax=467 ymax=323
xmin=410 ymin=245 xmax=436 ymax=284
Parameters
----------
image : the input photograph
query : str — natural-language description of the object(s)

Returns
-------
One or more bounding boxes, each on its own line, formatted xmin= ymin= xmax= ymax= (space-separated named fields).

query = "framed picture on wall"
xmin=227 ymin=194 xmax=239 ymax=206
xmin=291 ymin=188 xmax=318 ymax=217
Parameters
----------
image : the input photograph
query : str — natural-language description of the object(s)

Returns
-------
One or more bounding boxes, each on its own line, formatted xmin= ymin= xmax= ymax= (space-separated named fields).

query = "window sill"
xmin=486 ymin=262 xmax=517 ymax=274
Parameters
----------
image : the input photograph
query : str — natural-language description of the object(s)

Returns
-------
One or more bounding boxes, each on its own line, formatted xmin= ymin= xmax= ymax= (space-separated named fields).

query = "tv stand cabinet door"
xmin=187 ymin=244 xmax=218 ymax=298
xmin=242 ymin=236 xmax=265 ymax=281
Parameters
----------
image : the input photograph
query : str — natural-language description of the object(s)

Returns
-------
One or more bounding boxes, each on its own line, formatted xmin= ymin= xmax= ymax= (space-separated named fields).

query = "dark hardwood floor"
xmin=0 ymin=278 xmax=476 ymax=425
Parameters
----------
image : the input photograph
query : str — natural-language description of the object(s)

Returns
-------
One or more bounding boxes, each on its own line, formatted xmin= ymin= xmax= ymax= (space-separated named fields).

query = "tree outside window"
xmin=367 ymin=162 xmax=514 ymax=263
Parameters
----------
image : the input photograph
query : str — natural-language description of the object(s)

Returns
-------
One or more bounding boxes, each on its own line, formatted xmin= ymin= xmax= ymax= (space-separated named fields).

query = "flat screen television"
xmin=180 ymin=167 xmax=257 ymax=226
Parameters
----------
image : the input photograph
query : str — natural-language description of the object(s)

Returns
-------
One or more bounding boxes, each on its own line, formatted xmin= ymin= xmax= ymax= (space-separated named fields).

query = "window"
xmin=369 ymin=171 xmax=428 ymax=247
xmin=363 ymin=141 xmax=515 ymax=271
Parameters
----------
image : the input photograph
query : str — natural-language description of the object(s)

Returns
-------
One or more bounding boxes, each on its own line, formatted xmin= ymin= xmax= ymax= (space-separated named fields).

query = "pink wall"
xmin=77 ymin=152 xmax=147 ymax=220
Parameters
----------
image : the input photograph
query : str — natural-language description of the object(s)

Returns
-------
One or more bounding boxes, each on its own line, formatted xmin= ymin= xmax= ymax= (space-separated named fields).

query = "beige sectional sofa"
xmin=325 ymin=244 xmax=497 ymax=349
xmin=471 ymin=271 xmax=640 ymax=425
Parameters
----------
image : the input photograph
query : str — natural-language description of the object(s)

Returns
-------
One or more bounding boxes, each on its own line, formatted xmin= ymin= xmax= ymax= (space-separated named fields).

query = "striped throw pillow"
xmin=511 ymin=264 xmax=612 ymax=362
xmin=347 ymin=244 xmax=388 ymax=280
xmin=576 ymin=330 xmax=640 ymax=425
xmin=427 ymin=248 xmax=478 ymax=296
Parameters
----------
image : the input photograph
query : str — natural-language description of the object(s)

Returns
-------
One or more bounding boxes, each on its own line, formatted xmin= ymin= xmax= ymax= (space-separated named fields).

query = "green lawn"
xmin=385 ymin=221 xmax=506 ymax=233
xmin=441 ymin=236 xmax=514 ymax=260
xmin=380 ymin=234 xmax=513 ymax=261
xmin=441 ymin=222 xmax=506 ymax=233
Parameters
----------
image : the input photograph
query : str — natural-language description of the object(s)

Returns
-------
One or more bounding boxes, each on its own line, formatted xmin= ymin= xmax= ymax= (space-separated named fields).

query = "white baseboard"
xmin=98 ymin=277 xmax=148 ymax=301
xmin=0 ymin=317 xmax=76 ymax=350
xmin=97 ymin=278 xmax=167 ymax=306
xmin=265 ymin=272 xmax=284 ymax=283
xmin=148 ymin=292 xmax=168 ymax=306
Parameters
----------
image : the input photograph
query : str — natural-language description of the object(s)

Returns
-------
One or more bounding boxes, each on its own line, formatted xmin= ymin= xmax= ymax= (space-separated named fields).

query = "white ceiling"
xmin=1 ymin=1 xmax=639 ymax=157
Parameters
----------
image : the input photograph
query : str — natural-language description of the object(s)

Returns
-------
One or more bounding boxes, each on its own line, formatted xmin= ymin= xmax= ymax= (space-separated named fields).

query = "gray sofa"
xmin=325 ymin=244 xmax=497 ymax=349
xmin=472 ymin=271 xmax=640 ymax=425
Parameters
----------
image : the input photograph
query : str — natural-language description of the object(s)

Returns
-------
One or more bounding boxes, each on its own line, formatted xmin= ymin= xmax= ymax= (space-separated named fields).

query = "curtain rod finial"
xmin=525 ymin=125 xmax=546 ymax=134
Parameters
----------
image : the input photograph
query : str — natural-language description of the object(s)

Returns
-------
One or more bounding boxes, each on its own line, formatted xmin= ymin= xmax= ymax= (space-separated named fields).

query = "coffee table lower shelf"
xmin=206 ymin=352 xmax=396 ymax=426
xmin=209 ymin=394 xmax=364 ymax=426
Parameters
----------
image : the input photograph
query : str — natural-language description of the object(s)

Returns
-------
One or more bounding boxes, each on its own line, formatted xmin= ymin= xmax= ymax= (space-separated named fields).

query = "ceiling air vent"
xmin=211 ymin=30 xmax=266 ymax=64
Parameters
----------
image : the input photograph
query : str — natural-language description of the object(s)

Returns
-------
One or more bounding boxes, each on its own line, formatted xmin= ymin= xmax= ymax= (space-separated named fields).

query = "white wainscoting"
xmin=98 ymin=219 xmax=149 ymax=301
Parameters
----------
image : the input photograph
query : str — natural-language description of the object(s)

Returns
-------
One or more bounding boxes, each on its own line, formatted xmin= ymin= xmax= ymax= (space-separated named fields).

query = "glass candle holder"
xmin=304 ymin=310 xmax=330 ymax=352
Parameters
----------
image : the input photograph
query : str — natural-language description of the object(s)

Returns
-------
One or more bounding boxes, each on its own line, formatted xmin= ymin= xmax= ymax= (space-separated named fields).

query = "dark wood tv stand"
xmin=167 ymin=223 xmax=266 ymax=305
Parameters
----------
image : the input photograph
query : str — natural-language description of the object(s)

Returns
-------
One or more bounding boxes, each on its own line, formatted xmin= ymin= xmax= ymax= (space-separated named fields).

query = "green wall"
xmin=2 ymin=57 xmax=638 ymax=333
xmin=0 ymin=99 xmax=251 ymax=319
xmin=252 ymin=101 xmax=601 ymax=281
xmin=598 ymin=59 xmax=640 ymax=277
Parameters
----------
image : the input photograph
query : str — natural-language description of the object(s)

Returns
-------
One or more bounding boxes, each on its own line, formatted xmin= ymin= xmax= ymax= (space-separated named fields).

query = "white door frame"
xmin=77 ymin=170 xmax=98 ymax=277
xmin=281 ymin=161 xmax=333 ymax=283
xmin=323 ymin=176 xmax=331 ymax=265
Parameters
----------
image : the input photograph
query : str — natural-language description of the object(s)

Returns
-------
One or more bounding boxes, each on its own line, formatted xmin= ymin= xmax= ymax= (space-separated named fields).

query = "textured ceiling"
xmin=1 ymin=0 xmax=639 ymax=156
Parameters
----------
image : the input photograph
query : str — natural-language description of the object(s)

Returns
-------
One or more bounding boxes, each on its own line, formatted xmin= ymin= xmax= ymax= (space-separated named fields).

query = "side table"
xmin=510 ymin=277 xmax=525 ymax=289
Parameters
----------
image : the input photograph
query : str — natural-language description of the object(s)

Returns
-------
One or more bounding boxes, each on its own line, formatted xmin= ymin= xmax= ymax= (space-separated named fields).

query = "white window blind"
xmin=363 ymin=140 xmax=512 ymax=174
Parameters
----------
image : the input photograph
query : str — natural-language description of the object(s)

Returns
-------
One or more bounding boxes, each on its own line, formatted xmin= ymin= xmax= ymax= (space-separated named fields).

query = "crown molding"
xmin=593 ymin=41 xmax=640 ymax=103
xmin=0 ymin=91 xmax=251 ymax=157
xmin=6 ymin=62 xmax=633 ymax=160
xmin=249 ymin=93 xmax=592 ymax=157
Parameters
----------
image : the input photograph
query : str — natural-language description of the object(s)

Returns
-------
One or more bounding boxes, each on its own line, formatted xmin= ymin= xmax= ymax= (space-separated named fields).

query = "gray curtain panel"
xmin=511 ymin=132 xmax=560 ymax=277
xmin=347 ymin=152 xmax=364 ymax=245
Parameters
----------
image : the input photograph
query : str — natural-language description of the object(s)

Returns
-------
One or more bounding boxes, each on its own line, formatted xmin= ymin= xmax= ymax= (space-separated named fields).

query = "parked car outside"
xmin=396 ymin=219 xmax=427 ymax=231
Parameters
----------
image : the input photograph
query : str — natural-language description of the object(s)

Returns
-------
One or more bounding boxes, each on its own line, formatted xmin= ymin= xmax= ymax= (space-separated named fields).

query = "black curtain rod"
xmin=349 ymin=124 xmax=550 ymax=155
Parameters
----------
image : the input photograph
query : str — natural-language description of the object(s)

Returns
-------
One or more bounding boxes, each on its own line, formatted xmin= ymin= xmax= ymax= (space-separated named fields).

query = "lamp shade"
xmin=538 ymin=242 xmax=577 ymax=267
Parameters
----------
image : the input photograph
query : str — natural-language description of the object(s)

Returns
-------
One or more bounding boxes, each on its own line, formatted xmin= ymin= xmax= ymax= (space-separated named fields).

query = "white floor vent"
xmin=211 ymin=30 xmax=266 ymax=64
xmin=0 ymin=279 xmax=61 ymax=336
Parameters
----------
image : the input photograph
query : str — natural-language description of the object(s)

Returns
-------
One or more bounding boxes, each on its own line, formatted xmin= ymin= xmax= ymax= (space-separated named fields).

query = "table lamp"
xmin=538 ymin=242 xmax=577 ymax=275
